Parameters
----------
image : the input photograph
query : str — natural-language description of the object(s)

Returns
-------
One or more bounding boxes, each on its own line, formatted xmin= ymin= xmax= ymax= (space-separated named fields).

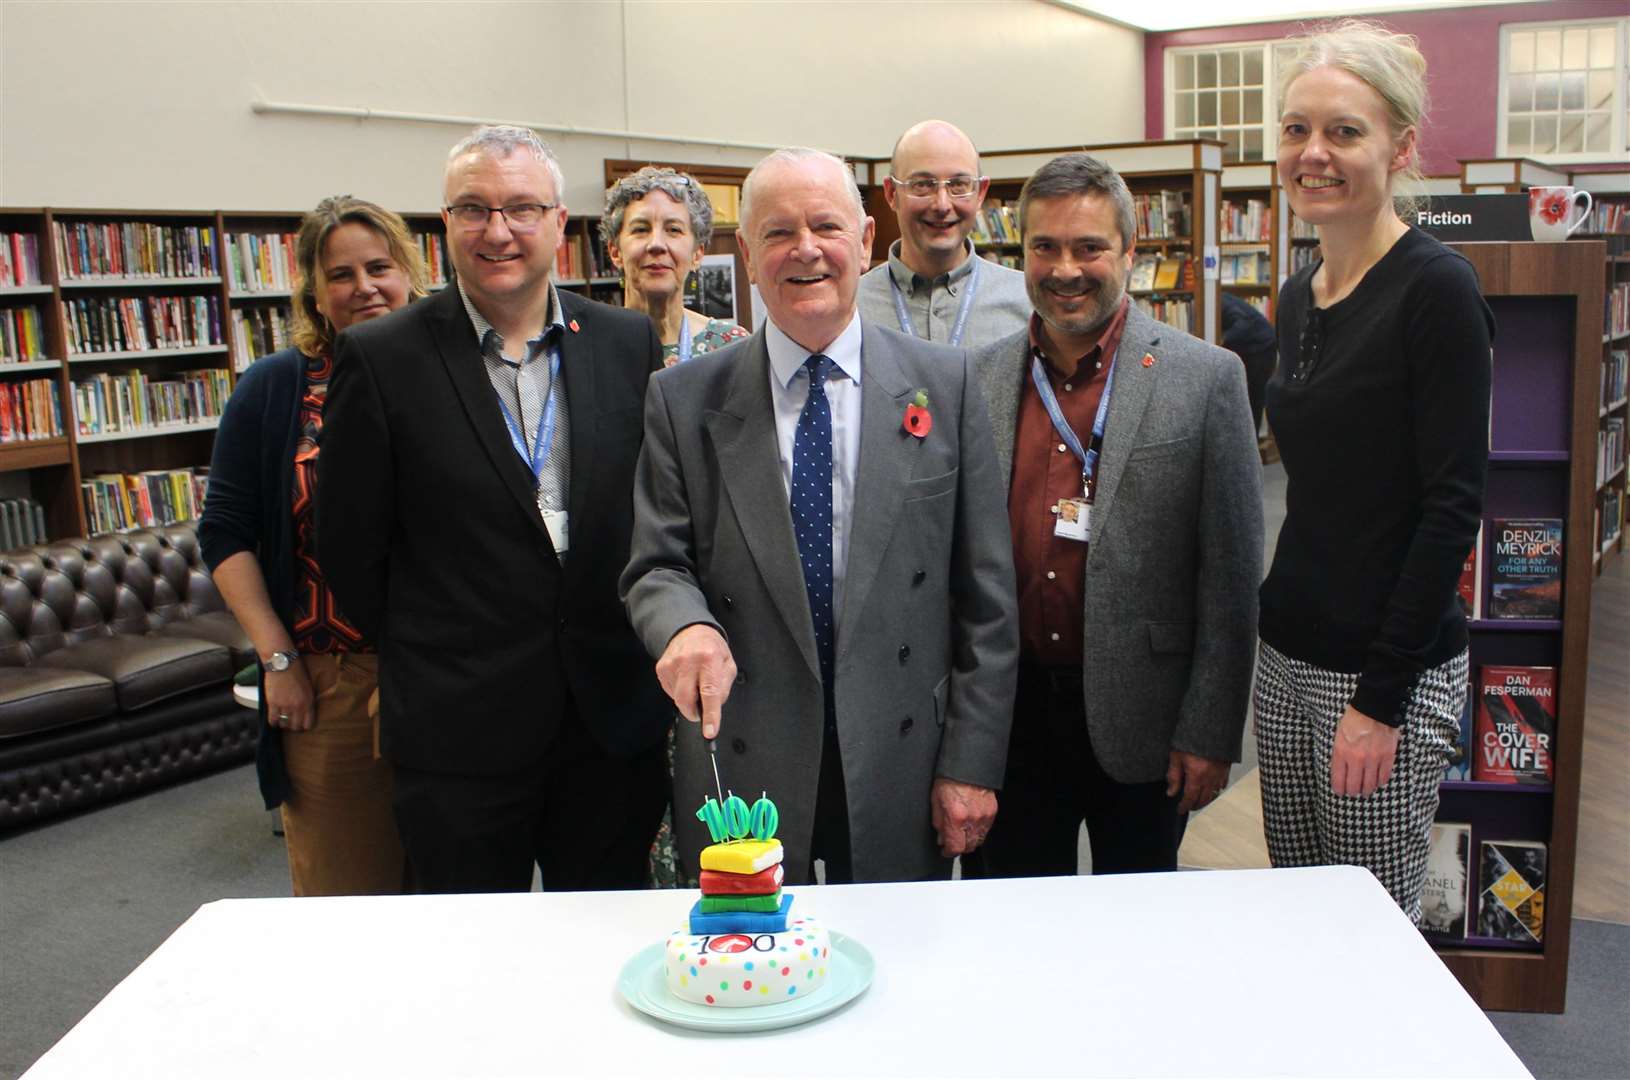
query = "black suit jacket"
xmin=316 ymin=284 xmax=668 ymax=773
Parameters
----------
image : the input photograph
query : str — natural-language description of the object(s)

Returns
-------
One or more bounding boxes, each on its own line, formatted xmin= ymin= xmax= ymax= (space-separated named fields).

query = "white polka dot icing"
xmin=663 ymin=915 xmax=830 ymax=1007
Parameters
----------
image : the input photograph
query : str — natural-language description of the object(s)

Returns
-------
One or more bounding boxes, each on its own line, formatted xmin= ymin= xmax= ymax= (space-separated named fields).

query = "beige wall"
xmin=0 ymin=0 xmax=1143 ymax=213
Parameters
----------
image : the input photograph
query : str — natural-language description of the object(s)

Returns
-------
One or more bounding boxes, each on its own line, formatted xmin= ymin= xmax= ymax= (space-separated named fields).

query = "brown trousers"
xmin=279 ymin=653 xmax=408 ymax=896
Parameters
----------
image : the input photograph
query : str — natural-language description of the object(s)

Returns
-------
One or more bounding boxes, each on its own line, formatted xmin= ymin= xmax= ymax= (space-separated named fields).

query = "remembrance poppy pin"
xmin=569 ymin=319 xmax=581 ymax=333
xmin=903 ymin=390 xmax=932 ymax=438
xmin=1141 ymin=353 xmax=1156 ymax=368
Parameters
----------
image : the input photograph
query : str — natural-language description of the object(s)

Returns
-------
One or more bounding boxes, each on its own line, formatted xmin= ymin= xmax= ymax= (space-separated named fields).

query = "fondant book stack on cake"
xmin=663 ymin=792 xmax=832 ymax=1008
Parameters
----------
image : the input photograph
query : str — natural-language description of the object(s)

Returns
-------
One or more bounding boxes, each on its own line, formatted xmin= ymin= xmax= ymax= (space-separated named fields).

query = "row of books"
xmin=1582 ymin=199 xmax=1628 ymax=236
xmin=1603 ymin=348 xmax=1627 ymax=406
xmin=0 ymin=378 xmax=65 ymax=442
xmin=1238 ymin=294 xmax=1270 ymax=317
xmin=62 ymin=295 xmax=224 ymax=356
xmin=0 ymin=498 xmax=49 ymax=550
xmin=1609 ymin=282 xmax=1630 ymax=340
xmin=1456 ymin=517 xmax=1563 ymax=621
xmin=1444 ymin=664 xmax=1555 ymax=785
xmin=586 ymin=233 xmax=617 ymax=280
xmin=413 ymin=233 xmax=453 ymax=287
xmin=1 ymin=233 xmax=43 ymax=287
xmin=224 ymin=232 xmax=297 ymax=293
xmin=1599 ymin=487 xmax=1624 ymax=553
xmin=1128 ymin=254 xmax=1195 ymax=294
xmin=1 ymin=306 xmax=47 ymax=363
xmin=1218 ymin=198 xmax=1271 ymax=243
xmin=1422 ymin=827 xmax=1546 ymax=946
xmin=71 ymin=369 xmax=231 ymax=437
xmin=555 ymin=237 xmax=587 ymax=281
xmin=1133 ymin=191 xmax=1190 ymax=240
xmin=1600 ymin=417 xmax=1626 ymax=487
xmin=1133 ymin=296 xmax=1192 ymax=333
xmin=54 ymin=221 xmax=218 ymax=281
xmin=970 ymin=200 xmax=1020 ymax=246
xmin=231 ymin=304 xmax=293 ymax=371
xmin=980 ymin=252 xmax=1020 ymax=271
xmin=1289 ymin=245 xmax=1319 ymax=274
xmin=81 ymin=469 xmax=206 ymax=535
xmin=1218 ymin=251 xmax=1270 ymax=285
xmin=1290 ymin=215 xmax=1318 ymax=240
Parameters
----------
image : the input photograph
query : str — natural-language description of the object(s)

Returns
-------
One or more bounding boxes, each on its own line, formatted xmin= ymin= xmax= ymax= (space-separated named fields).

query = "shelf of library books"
xmin=1428 ymin=240 xmax=1603 ymax=1014
xmin=220 ymin=212 xmax=301 ymax=374
xmin=965 ymin=140 xmax=1222 ymax=343
xmin=1569 ymin=170 xmax=1630 ymax=576
xmin=1218 ymin=163 xmax=1283 ymax=320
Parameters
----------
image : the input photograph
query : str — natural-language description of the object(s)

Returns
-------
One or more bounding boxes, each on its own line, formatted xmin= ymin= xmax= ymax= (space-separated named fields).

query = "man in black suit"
xmin=317 ymin=125 xmax=669 ymax=893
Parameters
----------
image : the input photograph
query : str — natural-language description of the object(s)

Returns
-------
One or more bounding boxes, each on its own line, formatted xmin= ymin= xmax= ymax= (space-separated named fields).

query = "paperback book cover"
xmin=1455 ymin=524 xmax=1484 ymax=619
xmin=1473 ymin=665 xmax=1556 ymax=784
xmin=1421 ymin=822 xmax=1472 ymax=941
xmin=1443 ymin=672 xmax=1475 ymax=781
xmin=1488 ymin=518 xmax=1563 ymax=619
xmin=1477 ymin=839 xmax=1546 ymax=945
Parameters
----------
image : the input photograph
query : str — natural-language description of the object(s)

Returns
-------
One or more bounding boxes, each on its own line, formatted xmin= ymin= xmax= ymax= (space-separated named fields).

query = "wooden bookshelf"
xmin=1569 ymin=169 xmax=1629 ymax=577
xmin=1433 ymin=240 xmax=1602 ymax=1013
xmin=1219 ymin=163 xmax=1282 ymax=321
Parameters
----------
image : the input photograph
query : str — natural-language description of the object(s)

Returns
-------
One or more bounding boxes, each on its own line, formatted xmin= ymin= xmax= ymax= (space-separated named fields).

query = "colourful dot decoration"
xmin=689 ymin=966 xmax=697 ymax=977
xmin=743 ymin=980 xmax=753 ymax=990
xmin=818 ymin=967 xmax=826 ymax=976
xmin=788 ymin=986 xmax=797 ymax=996
xmin=680 ymin=975 xmax=688 ymax=986
xmin=705 ymin=994 xmax=714 ymax=1004
xmin=759 ymin=986 xmax=769 ymax=996
xmin=795 ymin=938 xmax=804 ymax=946
xmin=807 ymin=970 xmax=814 ymax=979
xmin=744 ymin=961 xmax=754 ymax=971
xmin=698 ymin=958 xmax=707 ymax=966
xmin=720 ymin=981 xmax=729 ymax=991
xmin=781 ymin=966 xmax=790 ymax=976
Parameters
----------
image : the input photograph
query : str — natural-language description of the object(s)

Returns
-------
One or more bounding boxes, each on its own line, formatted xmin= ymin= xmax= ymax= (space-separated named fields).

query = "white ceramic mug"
xmin=1528 ymin=186 xmax=1593 ymax=241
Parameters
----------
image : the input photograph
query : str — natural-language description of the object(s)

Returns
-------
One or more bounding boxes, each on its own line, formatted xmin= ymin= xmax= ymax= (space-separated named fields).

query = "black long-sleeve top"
xmin=1261 ymin=227 xmax=1494 ymax=725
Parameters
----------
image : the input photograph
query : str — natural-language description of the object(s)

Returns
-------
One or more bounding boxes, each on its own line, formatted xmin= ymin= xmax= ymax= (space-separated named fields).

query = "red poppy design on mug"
xmin=1530 ymin=189 xmax=1569 ymax=226
xmin=903 ymin=390 xmax=932 ymax=438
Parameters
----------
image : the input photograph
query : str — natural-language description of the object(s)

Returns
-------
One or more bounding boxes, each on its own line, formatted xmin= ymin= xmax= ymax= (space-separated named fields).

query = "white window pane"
xmin=1534 ymin=114 xmax=1558 ymax=152
xmin=1589 ymin=26 xmax=1615 ymax=69
xmin=1244 ymin=49 xmax=1263 ymax=86
xmin=1507 ymin=116 xmax=1531 ymax=154
xmin=1199 ymin=92 xmax=1218 ymax=126
xmin=1558 ymin=115 xmax=1585 ymax=154
xmin=1535 ymin=72 xmax=1559 ymax=111
xmin=1588 ymin=70 xmax=1613 ymax=110
xmin=1586 ymin=113 xmax=1611 ymax=153
xmin=1510 ymin=31 xmax=1534 ymax=74
xmin=1176 ymin=92 xmax=1195 ymax=128
xmin=1223 ymin=132 xmax=1241 ymax=163
xmin=1176 ymin=53 xmax=1195 ymax=91
xmin=1243 ymin=128 xmax=1264 ymax=162
xmin=1244 ymin=89 xmax=1263 ymax=124
xmin=1509 ymin=73 xmax=1534 ymax=113
xmin=1198 ymin=52 xmax=1218 ymax=87
xmin=1536 ymin=30 xmax=1560 ymax=70
xmin=1562 ymin=27 xmax=1588 ymax=70
xmin=1561 ymin=71 xmax=1586 ymax=111
xmin=1221 ymin=50 xmax=1240 ymax=87
xmin=1222 ymin=90 xmax=1241 ymax=125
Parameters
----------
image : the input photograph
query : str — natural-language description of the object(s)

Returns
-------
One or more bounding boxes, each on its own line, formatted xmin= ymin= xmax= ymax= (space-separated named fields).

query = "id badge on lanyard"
xmin=1030 ymin=355 xmax=1115 ymax=545
xmin=498 ymin=345 xmax=566 ymax=554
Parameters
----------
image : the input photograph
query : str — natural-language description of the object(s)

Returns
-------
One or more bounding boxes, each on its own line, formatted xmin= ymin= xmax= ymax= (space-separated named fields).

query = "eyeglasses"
xmin=445 ymin=203 xmax=557 ymax=230
xmin=889 ymin=175 xmax=984 ymax=200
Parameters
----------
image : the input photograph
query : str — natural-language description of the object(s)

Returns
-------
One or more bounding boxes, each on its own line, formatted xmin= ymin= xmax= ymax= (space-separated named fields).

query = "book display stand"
xmin=1433 ymin=240 xmax=1603 ymax=1012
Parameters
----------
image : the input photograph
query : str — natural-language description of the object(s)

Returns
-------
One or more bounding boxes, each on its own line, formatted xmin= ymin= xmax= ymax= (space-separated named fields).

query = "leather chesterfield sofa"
xmin=0 ymin=522 xmax=256 ymax=831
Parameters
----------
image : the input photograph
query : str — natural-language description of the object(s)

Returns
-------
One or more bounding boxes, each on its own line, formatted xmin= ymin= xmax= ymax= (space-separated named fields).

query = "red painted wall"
xmin=1142 ymin=2 xmax=1618 ymax=176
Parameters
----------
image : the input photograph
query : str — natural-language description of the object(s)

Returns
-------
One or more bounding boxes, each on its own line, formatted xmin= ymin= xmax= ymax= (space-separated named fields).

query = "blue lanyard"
xmin=496 ymin=342 xmax=561 ymax=484
xmin=675 ymin=313 xmax=693 ymax=364
xmin=890 ymin=260 xmax=981 ymax=346
xmin=1029 ymin=351 xmax=1117 ymax=495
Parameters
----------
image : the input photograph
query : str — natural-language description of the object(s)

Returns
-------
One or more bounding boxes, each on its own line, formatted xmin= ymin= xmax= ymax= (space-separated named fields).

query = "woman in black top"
xmin=1257 ymin=21 xmax=1493 ymax=923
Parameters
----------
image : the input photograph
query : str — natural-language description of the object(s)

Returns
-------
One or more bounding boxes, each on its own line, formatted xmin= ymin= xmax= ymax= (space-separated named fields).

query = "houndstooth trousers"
xmin=1254 ymin=640 xmax=1468 ymax=925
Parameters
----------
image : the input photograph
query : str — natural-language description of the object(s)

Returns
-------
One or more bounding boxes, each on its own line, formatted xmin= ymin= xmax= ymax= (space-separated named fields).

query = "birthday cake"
xmin=662 ymin=793 xmax=832 ymax=1008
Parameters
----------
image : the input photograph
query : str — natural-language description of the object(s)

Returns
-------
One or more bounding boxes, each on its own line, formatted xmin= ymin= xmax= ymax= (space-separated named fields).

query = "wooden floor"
xmin=1180 ymin=543 xmax=1630 ymax=926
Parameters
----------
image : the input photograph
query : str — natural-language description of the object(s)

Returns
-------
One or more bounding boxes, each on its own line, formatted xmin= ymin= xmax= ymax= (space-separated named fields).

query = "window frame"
xmin=1496 ymin=16 xmax=1628 ymax=164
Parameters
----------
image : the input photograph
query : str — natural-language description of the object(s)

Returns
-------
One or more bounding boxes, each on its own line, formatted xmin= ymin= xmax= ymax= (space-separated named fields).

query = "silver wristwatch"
xmin=264 ymin=650 xmax=299 ymax=673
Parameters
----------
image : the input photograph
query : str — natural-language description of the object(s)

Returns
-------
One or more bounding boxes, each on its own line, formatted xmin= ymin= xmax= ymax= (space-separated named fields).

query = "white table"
xmin=23 ymin=867 xmax=1528 ymax=1079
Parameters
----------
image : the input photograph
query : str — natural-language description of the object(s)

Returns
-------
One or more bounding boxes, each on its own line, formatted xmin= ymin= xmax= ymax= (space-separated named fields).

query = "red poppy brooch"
xmin=903 ymin=390 xmax=932 ymax=438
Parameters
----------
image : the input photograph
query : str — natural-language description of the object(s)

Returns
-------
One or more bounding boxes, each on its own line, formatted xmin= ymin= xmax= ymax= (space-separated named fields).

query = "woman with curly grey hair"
xmin=601 ymin=166 xmax=746 ymax=366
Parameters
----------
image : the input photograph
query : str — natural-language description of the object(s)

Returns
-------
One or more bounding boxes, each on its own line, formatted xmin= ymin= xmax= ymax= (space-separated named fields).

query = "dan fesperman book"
xmin=1488 ymin=517 xmax=1562 ymax=619
xmin=1473 ymin=665 xmax=1556 ymax=784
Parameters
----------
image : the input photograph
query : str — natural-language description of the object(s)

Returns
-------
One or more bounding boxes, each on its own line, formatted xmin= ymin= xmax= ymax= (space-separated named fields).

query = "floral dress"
xmin=658 ymin=317 xmax=749 ymax=368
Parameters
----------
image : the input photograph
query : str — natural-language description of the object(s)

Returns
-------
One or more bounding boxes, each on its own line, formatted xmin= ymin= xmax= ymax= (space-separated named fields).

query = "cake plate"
xmin=617 ymin=931 xmax=874 ymax=1033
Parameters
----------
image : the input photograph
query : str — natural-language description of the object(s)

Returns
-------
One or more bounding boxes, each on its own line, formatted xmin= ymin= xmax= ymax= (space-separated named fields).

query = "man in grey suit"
xmin=972 ymin=153 xmax=1261 ymax=876
xmin=621 ymin=148 xmax=1018 ymax=885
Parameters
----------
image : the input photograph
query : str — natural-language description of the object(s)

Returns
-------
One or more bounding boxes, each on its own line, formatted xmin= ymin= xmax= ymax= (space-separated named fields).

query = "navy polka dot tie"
xmin=791 ymin=353 xmax=836 ymax=731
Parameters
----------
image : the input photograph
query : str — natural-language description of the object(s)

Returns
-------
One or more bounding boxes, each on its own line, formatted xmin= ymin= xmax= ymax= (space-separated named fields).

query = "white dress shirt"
xmin=765 ymin=311 xmax=863 ymax=621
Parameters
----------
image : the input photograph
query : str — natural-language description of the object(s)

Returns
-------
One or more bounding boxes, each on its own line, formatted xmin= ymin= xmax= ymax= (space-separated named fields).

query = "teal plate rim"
xmin=616 ymin=931 xmax=874 ymax=1033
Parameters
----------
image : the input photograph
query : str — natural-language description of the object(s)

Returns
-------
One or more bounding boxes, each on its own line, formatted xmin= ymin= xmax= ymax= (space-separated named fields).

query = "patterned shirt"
xmin=660 ymin=316 xmax=748 ymax=367
xmin=291 ymin=352 xmax=369 ymax=654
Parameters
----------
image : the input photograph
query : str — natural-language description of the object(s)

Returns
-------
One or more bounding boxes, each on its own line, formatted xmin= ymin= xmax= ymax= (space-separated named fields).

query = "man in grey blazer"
xmin=621 ymin=148 xmax=1018 ymax=885
xmin=972 ymin=153 xmax=1262 ymax=876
